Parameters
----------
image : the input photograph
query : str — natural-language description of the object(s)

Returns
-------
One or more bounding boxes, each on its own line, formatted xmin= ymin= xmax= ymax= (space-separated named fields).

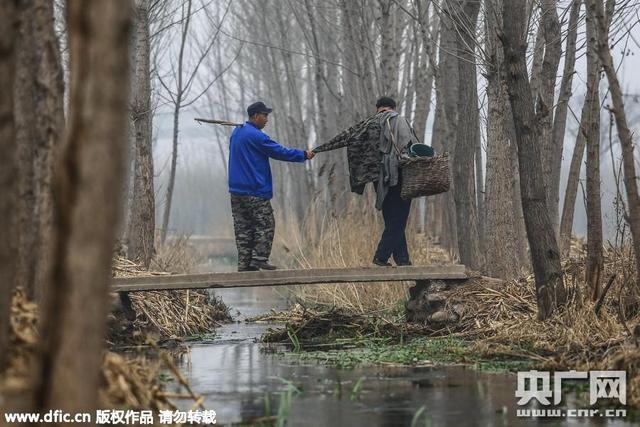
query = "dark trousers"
xmin=230 ymin=194 xmax=275 ymax=270
xmin=374 ymin=184 xmax=412 ymax=264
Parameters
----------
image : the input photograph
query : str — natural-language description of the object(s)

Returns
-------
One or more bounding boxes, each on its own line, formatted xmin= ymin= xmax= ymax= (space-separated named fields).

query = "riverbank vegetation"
xmin=259 ymin=215 xmax=640 ymax=406
xmin=0 ymin=287 xmax=193 ymax=417
xmin=110 ymin=238 xmax=231 ymax=345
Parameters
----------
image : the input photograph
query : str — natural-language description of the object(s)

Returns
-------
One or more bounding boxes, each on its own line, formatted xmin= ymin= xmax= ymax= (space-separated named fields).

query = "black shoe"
xmin=250 ymin=259 xmax=278 ymax=270
xmin=396 ymin=261 xmax=412 ymax=267
xmin=238 ymin=265 xmax=259 ymax=272
xmin=372 ymin=258 xmax=392 ymax=267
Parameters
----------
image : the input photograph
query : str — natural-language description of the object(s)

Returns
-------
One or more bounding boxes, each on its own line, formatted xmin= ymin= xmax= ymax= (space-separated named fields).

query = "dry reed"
xmin=270 ymin=195 xmax=454 ymax=314
xmin=112 ymin=234 xmax=231 ymax=340
xmin=1 ymin=288 xmax=183 ymax=414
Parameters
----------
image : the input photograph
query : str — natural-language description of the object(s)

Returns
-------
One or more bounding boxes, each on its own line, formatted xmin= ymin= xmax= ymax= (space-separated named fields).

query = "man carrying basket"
xmin=371 ymin=96 xmax=419 ymax=267
xmin=313 ymin=96 xmax=446 ymax=267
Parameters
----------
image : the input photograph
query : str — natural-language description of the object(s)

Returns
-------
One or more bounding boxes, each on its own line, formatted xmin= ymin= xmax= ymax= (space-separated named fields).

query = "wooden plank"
xmin=112 ymin=265 xmax=468 ymax=292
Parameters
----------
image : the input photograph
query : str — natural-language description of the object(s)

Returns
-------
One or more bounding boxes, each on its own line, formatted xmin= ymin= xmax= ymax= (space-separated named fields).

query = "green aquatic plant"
xmin=410 ymin=405 xmax=431 ymax=427
xmin=349 ymin=377 xmax=365 ymax=401
xmin=258 ymin=377 xmax=302 ymax=427
xmin=287 ymin=335 xmax=532 ymax=372
xmin=286 ymin=325 xmax=301 ymax=353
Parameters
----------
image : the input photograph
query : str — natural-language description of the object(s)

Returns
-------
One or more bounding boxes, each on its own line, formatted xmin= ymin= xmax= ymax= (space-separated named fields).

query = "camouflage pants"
xmin=230 ymin=194 xmax=275 ymax=270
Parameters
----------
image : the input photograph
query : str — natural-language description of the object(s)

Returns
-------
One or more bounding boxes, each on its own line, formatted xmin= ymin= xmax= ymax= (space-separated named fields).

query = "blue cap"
xmin=247 ymin=101 xmax=273 ymax=116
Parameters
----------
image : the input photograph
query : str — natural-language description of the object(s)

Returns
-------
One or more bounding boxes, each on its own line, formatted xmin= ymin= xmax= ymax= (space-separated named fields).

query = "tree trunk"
xmin=127 ymin=0 xmax=155 ymax=267
xmin=550 ymin=0 xmax=581 ymax=247
xmin=559 ymin=107 xmax=587 ymax=255
xmin=414 ymin=0 xmax=438 ymax=144
xmin=34 ymin=0 xmax=131 ymax=413
xmin=587 ymin=0 xmax=640 ymax=284
xmin=160 ymin=0 xmax=192 ymax=244
xmin=452 ymin=0 xmax=483 ymax=270
xmin=15 ymin=0 xmax=65 ymax=300
xmin=539 ymin=0 xmax=563 ymax=233
xmin=437 ymin=0 xmax=461 ymax=257
xmin=584 ymin=7 xmax=603 ymax=300
xmin=476 ymin=122 xmax=485 ymax=249
xmin=378 ymin=0 xmax=399 ymax=98
xmin=0 ymin=0 xmax=18 ymax=374
xmin=502 ymin=0 xmax=566 ymax=320
xmin=484 ymin=0 xmax=523 ymax=279
xmin=14 ymin=2 xmax=38 ymax=298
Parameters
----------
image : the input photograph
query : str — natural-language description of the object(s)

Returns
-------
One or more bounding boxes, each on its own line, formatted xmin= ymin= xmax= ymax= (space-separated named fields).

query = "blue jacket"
xmin=228 ymin=122 xmax=306 ymax=199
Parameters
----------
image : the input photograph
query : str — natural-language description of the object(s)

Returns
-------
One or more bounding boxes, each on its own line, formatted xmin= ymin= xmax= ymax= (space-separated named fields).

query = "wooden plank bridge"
xmin=112 ymin=265 xmax=468 ymax=293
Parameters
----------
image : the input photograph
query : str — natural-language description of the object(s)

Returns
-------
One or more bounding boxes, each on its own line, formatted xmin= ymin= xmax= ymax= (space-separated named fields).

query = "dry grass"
xmin=270 ymin=197 xmax=454 ymax=313
xmin=445 ymin=242 xmax=640 ymax=405
xmin=112 ymin=235 xmax=231 ymax=340
xmin=151 ymin=234 xmax=198 ymax=274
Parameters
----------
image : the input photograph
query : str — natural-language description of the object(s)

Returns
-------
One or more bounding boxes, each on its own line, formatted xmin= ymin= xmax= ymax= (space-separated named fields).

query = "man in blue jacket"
xmin=229 ymin=101 xmax=315 ymax=271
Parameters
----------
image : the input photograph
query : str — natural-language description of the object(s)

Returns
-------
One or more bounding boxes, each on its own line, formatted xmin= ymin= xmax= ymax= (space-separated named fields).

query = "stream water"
xmin=168 ymin=266 xmax=635 ymax=426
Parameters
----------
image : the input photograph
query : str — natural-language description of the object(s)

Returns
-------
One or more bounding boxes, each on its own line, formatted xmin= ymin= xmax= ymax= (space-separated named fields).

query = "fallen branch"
xmin=594 ymin=274 xmax=617 ymax=316
xmin=194 ymin=117 xmax=241 ymax=126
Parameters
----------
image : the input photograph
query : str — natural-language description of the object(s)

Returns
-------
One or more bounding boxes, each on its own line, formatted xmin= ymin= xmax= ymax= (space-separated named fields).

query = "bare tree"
xmin=434 ymin=0 xmax=461 ymax=256
xmin=539 ymin=0 xmax=563 ymax=233
xmin=484 ymin=0 xmax=524 ymax=279
xmin=502 ymin=0 xmax=566 ymax=320
xmin=378 ymin=0 xmax=401 ymax=99
xmin=584 ymin=6 xmax=603 ymax=300
xmin=0 ymin=0 xmax=18 ymax=374
xmin=550 ymin=0 xmax=581 ymax=247
xmin=34 ymin=0 xmax=132 ymax=413
xmin=127 ymin=0 xmax=155 ymax=267
xmin=412 ymin=0 xmax=438 ymax=143
xmin=158 ymin=0 xmax=220 ymax=243
xmin=14 ymin=0 xmax=66 ymax=300
xmin=559 ymin=102 xmax=588 ymax=255
xmin=587 ymin=0 xmax=640 ymax=285
xmin=451 ymin=0 xmax=483 ymax=270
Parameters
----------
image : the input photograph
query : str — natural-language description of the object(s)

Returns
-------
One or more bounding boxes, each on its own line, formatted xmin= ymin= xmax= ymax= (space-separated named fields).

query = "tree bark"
xmin=14 ymin=0 xmax=65 ymax=300
xmin=587 ymin=0 xmax=640 ymax=284
xmin=126 ymin=0 xmax=155 ymax=267
xmin=14 ymin=2 xmax=37 ymax=299
xmin=484 ymin=0 xmax=524 ymax=279
xmin=0 ymin=0 xmax=18 ymax=374
xmin=502 ymin=0 xmax=566 ymax=320
xmin=433 ymin=0 xmax=460 ymax=256
xmin=160 ymin=0 xmax=192 ymax=244
xmin=539 ymin=0 xmax=563 ymax=233
xmin=34 ymin=0 xmax=131 ymax=414
xmin=584 ymin=7 xmax=603 ymax=300
xmin=378 ymin=0 xmax=399 ymax=98
xmin=452 ymin=0 xmax=483 ymax=270
xmin=414 ymin=0 xmax=438 ymax=144
xmin=550 ymin=0 xmax=581 ymax=247
xmin=559 ymin=105 xmax=587 ymax=255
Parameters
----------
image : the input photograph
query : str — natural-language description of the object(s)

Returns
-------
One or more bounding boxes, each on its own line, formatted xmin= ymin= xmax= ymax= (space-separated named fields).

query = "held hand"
xmin=305 ymin=150 xmax=316 ymax=160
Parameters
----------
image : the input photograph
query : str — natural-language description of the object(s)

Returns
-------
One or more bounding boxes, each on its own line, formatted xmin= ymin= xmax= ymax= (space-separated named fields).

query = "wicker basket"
xmin=400 ymin=153 xmax=451 ymax=200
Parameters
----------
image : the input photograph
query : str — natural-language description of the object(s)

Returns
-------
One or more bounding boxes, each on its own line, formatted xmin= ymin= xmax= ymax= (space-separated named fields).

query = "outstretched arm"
xmin=258 ymin=135 xmax=307 ymax=162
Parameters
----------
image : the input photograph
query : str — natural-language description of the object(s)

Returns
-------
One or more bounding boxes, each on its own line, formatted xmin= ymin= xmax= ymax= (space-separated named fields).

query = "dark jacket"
xmin=313 ymin=115 xmax=381 ymax=194
xmin=313 ymin=112 xmax=418 ymax=208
